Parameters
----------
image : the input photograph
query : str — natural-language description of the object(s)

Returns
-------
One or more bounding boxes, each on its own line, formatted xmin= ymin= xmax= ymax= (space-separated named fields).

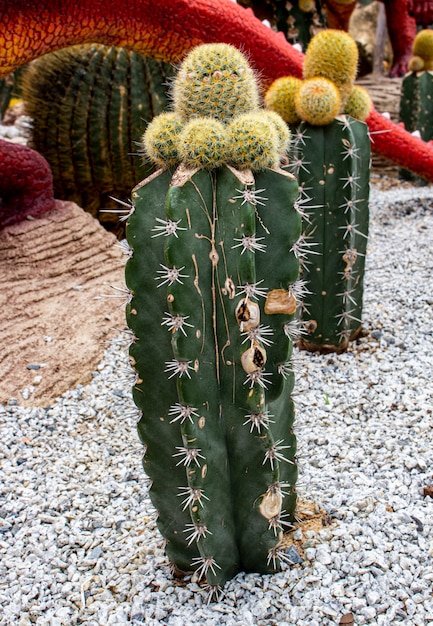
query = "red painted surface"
xmin=1 ymin=0 xmax=433 ymax=205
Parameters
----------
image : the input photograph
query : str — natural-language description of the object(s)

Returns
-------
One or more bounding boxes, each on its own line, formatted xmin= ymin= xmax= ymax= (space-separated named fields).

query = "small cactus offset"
xmin=266 ymin=29 xmax=372 ymax=352
xmin=399 ymin=30 xmax=433 ymax=184
xmin=125 ymin=43 xmax=302 ymax=593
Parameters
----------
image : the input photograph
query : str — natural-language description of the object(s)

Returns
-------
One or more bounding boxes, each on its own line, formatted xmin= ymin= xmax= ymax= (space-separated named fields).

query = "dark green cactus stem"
xmin=0 ymin=74 xmax=15 ymax=120
xmin=125 ymin=163 xmax=300 ymax=591
xmin=125 ymin=169 xmax=200 ymax=572
xmin=290 ymin=115 xmax=370 ymax=352
xmin=20 ymin=44 xmax=173 ymax=231
xmin=399 ymin=71 xmax=433 ymax=185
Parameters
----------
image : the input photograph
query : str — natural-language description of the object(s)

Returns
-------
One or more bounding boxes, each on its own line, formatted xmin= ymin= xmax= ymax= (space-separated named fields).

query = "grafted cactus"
xmin=266 ymin=30 xmax=371 ymax=352
xmin=125 ymin=43 xmax=302 ymax=594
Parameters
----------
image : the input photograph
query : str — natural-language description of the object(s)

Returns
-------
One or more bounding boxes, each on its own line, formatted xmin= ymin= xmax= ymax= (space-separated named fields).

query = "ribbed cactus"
xmin=266 ymin=29 xmax=371 ymax=352
xmin=20 ymin=44 xmax=173 ymax=231
xmin=125 ymin=43 xmax=301 ymax=593
xmin=290 ymin=117 xmax=370 ymax=351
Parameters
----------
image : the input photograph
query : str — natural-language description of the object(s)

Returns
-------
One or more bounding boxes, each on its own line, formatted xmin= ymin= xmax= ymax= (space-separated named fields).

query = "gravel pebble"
xmin=1 ymin=123 xmax=433 ymax=624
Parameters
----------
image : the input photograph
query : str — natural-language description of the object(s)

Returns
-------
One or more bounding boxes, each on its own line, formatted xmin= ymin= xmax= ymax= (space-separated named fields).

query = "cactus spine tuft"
xmin=344 ymin=85 xmax=373 ymax=122
xmin=172 ymin=43 xmax=259 ymax=123
xmin=412 ymin=29 xmax=433 ymax=71
xmin=295 ymin=77 xmax=341 ymax=126
xmin=227 ymin=112 xmax=280 ymax=170
xmin=178 ymin=117 xmax=228 ymax=168
xmin=143 ymin=112 xmax=183 ymax=167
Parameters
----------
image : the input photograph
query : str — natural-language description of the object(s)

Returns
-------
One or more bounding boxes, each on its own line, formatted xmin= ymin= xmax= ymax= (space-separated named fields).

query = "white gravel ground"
xmin=1 ymin=181 xmax=433 ymax=625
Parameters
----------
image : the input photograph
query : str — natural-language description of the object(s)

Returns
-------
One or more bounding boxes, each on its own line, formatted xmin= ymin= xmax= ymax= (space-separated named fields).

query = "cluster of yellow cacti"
xmin=143 ymin=43 xmax=290 ymax=170
xmin=265 ymin=30 xmax=372 ymax=126
xmin=408 ymin=30 xmax=433 ymax=72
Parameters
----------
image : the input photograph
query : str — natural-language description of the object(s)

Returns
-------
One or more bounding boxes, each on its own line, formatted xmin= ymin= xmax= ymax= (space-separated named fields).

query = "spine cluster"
xmin=143 ymin=44 xmax=290 ymax=171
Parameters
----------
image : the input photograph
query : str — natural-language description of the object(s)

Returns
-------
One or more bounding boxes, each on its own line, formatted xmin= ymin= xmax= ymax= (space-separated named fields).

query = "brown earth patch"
xmin=0 ymin=201 xmax=125 ymax=407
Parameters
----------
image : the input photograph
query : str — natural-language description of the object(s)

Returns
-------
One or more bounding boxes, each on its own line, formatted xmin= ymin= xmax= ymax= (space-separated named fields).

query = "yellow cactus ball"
xmin=261 ymin=110 xmax=291 ymax=156
xmin=344 ymin=85 xmax=373 ymax=122
xmin=265 ymin=76 xmax=302 ymax=124
xmin=228 ymin=112 xmax=280 ymax=170
xmin=173 ymin=43 xmax=259 ymax=123
xmin=408 ymin=55 xmax=426 ymax=72
xmin=295 ymin=77 xmax=341 ymax=125
xmin=142 ymin=112 xmax=183 ymax=167
xmin=299 ymin=0 xmax=316 ymax=11
xmin=413 ymin=29 xmax=433 ymax=62
xmin=177 ymin=117 xmax=228 ymax=168
xmin=303 ymin=29 xmax=359 ymax=88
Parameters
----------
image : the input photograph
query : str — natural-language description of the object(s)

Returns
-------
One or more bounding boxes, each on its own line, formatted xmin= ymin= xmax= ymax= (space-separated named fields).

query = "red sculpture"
xmin=1 ymin=0 xmax=433 ymax=218
xmin=324 ymin=0 xmax=416 ymax=78
xmin=0 ymin=139 xmax=57 ymax=228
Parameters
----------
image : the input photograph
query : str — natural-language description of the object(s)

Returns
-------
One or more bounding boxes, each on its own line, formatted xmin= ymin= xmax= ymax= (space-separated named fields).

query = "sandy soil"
xmin=0 ymin=201 xmax=125 ymax=406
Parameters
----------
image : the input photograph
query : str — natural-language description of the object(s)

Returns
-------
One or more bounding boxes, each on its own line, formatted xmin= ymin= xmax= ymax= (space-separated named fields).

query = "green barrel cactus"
xmin=19 ymin=44 xmax=173 ymax=231
xmin=266 ymin=29 xmax=371 ymax=352
xmin=124 ymin=43 xmax=302 ymax=594
xmin=289 ymin=116 xmax=371 ymax=352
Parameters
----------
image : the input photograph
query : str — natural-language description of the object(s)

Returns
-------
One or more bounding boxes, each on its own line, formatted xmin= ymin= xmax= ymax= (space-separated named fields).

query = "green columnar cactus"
xmin=125 ymin=43 xmax=302 ymax=594
xmin=399 ymin=32 xmax=433 ymax=185
xmin=289 ymin=116 xmax=370 ymax=351
xmin=19 ymin=44 xmax=173 ymax=231
xmin=399 ymin=74 xmax=433 ymax=184
xmin=266 ymin=29 xmax=371 ymax=352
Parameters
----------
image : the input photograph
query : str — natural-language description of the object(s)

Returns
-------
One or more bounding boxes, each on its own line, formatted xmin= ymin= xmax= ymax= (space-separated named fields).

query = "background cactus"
xmin=0 ymin=67 xmax=25 ymax=120
xmin=302 ymin=29 xmax=359 ymax=108
xmin=410 ymin=29 xmax=433 ymax=70
xmin=266 ymin=29 xmax=371 ymax=352
xmin=20 ymin=44 xmax=173 ymax=233
xmin=399 ymin=30 xmax=433 ymax=184
xmin=125 ymin=43 xmax=301 ymax=593
xmin=237 ymin=0 xmax=327 ymax=51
